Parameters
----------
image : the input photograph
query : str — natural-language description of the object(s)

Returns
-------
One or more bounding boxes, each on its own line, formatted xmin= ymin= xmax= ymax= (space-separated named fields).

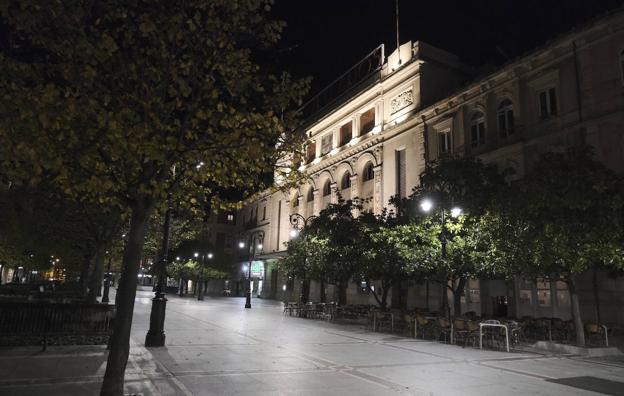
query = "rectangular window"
xmin=339 ymin=121 xmax=352 ymax=146
xmin=519 ymin=289 xmax=532 ymax=305
xmin=438 ymin=132 xmax=451 ymax=155
xmin=306 ymin=141 xmax=316 ymax=163
xmin=395 ymin=149 xmax=406 ymax=199
xmin=470 ymin=123 xmax=485 ymax=148
xmin=360 ymin=108 xmax=375 ymax=135
xmin=556 ymin=280 xmax=570 ymax=306
xmin=468 ymin=279 xmax=480 ymax=303
xmin=539 ymin=87 xmax=557 ymax=119
xmin=537 ymin=279 xmax=551 ymax=307
xmin=320 ymin=134 xmax=332 ymax=156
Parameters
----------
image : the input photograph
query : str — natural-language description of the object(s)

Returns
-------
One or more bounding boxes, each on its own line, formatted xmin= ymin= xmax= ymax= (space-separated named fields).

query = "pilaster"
xmin=373 ymin=165 xmax=383 ymax=215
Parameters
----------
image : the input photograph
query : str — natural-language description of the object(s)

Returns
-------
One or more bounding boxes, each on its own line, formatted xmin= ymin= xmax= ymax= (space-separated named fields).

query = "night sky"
xmin=272 ymin=0 xmax=623 ymax=96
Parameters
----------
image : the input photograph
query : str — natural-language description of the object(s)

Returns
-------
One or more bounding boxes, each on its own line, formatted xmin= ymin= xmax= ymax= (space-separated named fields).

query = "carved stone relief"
xmin=391 ymin=88 xmax=414 ymax=114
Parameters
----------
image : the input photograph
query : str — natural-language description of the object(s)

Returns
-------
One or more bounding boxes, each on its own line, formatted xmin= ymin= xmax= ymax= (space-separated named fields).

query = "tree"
xmin=409 ymin=156 xmax=509 ymax=316
xmin=490 ymin=147 xmax=624 ymax=346
xmin=0 ymin=1 xmax=308 ymax=394
xmin=0 ymin=184 xmax=121 ymax=298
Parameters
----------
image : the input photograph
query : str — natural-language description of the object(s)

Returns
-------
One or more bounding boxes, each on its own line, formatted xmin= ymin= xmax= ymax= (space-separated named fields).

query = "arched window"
xmin=362 ymin=162 xmax=375 ymax=182
xmin=341 ymin=172 xmax=351 ymax=190
xmin=322 ymin=180 xmax=331 ymax=196
xmin=307 ymin=188 xmax=314 ymax=202
xmin=497 ymin=99 xmax=514 ymax=138
xmin=470 ymin=111 xmax=486 ymax=148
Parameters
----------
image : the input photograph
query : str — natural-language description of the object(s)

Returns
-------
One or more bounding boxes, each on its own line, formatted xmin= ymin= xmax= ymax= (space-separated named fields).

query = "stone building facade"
xmin=233 ymin=10 xmax=624 ymax=325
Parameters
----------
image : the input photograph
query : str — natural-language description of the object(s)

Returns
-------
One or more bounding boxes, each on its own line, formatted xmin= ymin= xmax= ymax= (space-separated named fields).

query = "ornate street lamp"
xmin=195 ymin=251 xmax=213 ymax=301
xmin=101 ymin=251 xmax=113 ymax=304
xmin=239 ymin=230 xmax=264 ymax=309
xmin=289 ymin=213 xmax=317 ymax=304
xmin=419 ymin=198 xmax=462 ymax=318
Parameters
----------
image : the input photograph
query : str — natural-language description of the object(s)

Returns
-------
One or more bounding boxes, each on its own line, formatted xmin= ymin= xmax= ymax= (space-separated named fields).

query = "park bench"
xmin=0 ymin=302 xmax=115 ymax=350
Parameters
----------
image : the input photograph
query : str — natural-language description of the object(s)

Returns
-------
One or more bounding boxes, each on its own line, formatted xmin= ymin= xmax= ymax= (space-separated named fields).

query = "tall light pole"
xmin=195 ymin=251 xmax=213 ymax=301
xmin=420 ymin=198 xmax=462 ymax=319
xmin=145 ymin=205 xmax=171 ymax=347
xmin=239 ymin=230 xmax=264 ymax=309
xmin=102 ymin=251 xmax=113 ymax=304
xmin=289 ymin=213 xmax=317 ymax=304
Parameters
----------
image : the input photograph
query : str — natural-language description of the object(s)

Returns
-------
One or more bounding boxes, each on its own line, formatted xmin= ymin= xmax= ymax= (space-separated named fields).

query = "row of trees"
xmin=0 ymin=1 xmax=309 ymax=394
xmin=280 ymin=147 xmax=624 ymax=347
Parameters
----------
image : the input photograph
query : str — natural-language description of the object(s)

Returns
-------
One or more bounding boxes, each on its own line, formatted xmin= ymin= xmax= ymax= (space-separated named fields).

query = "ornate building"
xmin=233 ymin=9 xmax=624 ymax=324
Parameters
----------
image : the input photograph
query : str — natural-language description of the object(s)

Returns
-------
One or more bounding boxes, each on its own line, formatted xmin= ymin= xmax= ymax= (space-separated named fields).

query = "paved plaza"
xmin=0 ymin=287 xmax=623 ymax=395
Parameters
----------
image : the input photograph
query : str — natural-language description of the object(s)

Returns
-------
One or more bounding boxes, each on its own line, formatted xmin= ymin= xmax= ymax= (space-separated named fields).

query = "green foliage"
xmin=490 ymin=147 xmax=624 ymax=279
xmin=0 ymin=1 xmax=309 ymax=392
xmin=0 ymin=185 xmax=121 ymax=275
xmin=0 ymin=0 xmax=309 ymax=210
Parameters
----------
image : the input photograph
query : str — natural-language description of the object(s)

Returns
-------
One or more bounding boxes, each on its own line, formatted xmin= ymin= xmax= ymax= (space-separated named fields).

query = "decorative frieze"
xmin=390 ymin=88 xmax=414 ymax=114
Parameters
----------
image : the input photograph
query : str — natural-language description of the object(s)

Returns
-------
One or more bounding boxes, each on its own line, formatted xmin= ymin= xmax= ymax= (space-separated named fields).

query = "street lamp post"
xmin=239 ymin=230 xmax=264 ymax=309
xmin=102 ymin=251 xmax=113 ymax=304
xmin=420 ymin=198 xmax=462 ymax=319
xmin=145 ymin=206 xmax=171 ymax=347
xmin=289 ymin=213 xmax=317 ymax=304
xmin=195 ymin=252 xmax=213 ymax=301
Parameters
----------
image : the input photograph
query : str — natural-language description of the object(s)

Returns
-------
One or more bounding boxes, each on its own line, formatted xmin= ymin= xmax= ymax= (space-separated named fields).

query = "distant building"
xmin=231 ymin=9 xmax=624 ymax=325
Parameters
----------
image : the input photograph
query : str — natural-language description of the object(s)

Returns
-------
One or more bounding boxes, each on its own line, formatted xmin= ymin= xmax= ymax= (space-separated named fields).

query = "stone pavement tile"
xmin=148 ymin=344 xmax=319 ymax=375
xmin=150 ymin=328 xmax=258 ymax=347
xmin=176 ymin=370 xmax=406 ymax=396
xmin=384 ymin=340 xmax=541 ymax=361
xmin=486 ymin=356 xmax=624 ymax=382
xmin=454 ymin=379 xmax=607 ymax=396
xmin=249 ymin=328 xmax=366 ymax=345
xmin=284 ymin=341 xmax=450 ymax=367
xmin=0 ymin=380 xmax=103 ymax=396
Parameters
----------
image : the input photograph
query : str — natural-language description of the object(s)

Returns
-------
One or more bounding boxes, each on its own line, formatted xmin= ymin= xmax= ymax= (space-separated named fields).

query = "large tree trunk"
xmin=366 ymin=281 xmax=383 ymax=308
xmin=87 ymin=248 xmax=106 ymax=304
xmin=100 ymin=201 xmax=153 ymax=396
xmin=568 ymin=275 xmax=586 ymax=347
xmin=592 ymin=267 xmax=601 ymax=323
xmin=440 ymin=278 xmax=449 ymax=318
xmin=338 ymin=281 xmax=348 ymax=305
xmin=178 ymin=278 xmax=184 ymax=296
xmin=302 ymin=278 xmax=310 ymax=303
xmin=453 ymin=277 xmax=467 ymax=318
xmin=79 ymin=254 xmax=93 ymax=296
xmin=320 ymin=279 xmax=326 ymax=303
xmin=380 ymin=280 xmax=390 ymax=310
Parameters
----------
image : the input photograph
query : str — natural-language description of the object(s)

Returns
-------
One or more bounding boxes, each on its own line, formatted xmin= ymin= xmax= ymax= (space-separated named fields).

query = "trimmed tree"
xmin=490 ymin=147 xmax=624 ymax=346
xmin=0 ymin=1 xmax=307 ymax=394
xmin=409 ymin=156 xmax=509 ymax=316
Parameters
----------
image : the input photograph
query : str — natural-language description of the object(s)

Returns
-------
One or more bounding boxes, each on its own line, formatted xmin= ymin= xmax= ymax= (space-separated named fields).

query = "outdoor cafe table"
xmin=413 ymin=316 xmax=448 ymax=342
xmin=372 ymin=311 xmax=394 ymax=333
xmin=479 ymin=320 xmax=509 ymax=352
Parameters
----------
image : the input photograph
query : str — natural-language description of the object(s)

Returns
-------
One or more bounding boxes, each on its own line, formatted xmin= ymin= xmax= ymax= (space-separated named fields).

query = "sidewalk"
xmin=1 ymin=287 xmax=623 ymax=396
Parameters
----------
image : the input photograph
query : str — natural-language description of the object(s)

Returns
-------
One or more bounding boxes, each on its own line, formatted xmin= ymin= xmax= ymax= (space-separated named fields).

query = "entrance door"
xmin=492 ymin=296 xmax=508 ymax=317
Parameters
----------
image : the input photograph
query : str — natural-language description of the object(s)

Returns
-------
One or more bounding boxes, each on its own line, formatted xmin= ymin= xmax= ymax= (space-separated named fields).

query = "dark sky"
xmin=271 ymin=0 xmax=623 ymax=96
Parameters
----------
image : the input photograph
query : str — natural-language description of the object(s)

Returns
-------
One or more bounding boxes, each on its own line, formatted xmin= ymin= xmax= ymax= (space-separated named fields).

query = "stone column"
xmin=350 ymin=174 xmax=359 ymax=217
xmin=375 ymin=100 xmax=384 ymax=130
xmin=297 ymin=195 xmax=304 ymax=217
xmin=373 ymin=165 xmax=383 ymax=215
xmin=330 ymin=182 xmax=339 ymax=204
xmin=312 ymin=189 xmax=320 ymax=216
xmin=351 ymin=115 xmax=360 ymax=139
